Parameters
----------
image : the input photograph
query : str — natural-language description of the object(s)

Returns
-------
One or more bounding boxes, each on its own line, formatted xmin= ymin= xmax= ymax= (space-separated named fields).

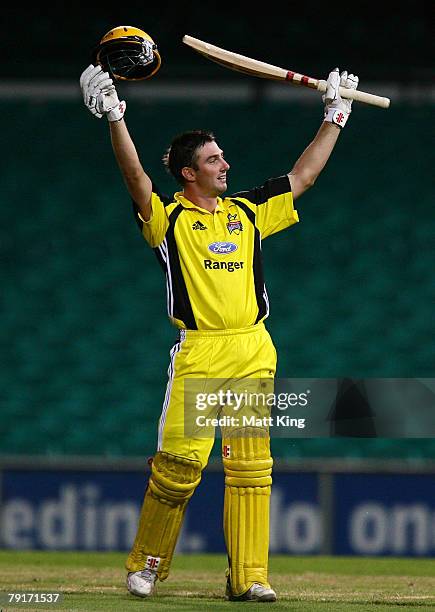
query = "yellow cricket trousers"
xmin=126 ymin=321 xmax=276 ymax=593
xmin=158 ymin=322 xmax=277 ymax=464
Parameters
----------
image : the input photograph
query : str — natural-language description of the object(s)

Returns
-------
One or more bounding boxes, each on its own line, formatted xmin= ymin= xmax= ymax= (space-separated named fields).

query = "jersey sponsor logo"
xmin=208 ymin=241 xmax=238 ymax=255
xmin=204 ymin=259 xmax=244 ymax=272
xmin=192 ymin=220 xmax=207 ymax=230
xmin=226 ymin=213 xmax=243 ymax=235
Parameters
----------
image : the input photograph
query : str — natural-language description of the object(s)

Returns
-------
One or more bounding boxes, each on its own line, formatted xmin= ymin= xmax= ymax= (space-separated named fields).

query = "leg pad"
xmin=223 ymin=435 xmax=272 ymax=597
xmin=126 ymin=451 xmax=202 ymax=580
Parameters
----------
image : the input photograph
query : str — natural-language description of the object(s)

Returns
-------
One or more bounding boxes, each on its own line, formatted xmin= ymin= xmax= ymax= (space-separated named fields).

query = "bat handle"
xmin=317 ymin=79 xmax=390 ymax=109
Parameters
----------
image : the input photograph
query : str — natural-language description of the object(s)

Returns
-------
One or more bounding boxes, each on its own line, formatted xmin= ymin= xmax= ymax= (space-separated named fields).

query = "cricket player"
xmin=80 ymin=61 xmax=358 ymax=602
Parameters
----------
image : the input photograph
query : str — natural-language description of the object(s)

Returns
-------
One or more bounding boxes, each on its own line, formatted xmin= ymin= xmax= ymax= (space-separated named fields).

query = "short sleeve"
xmin=231 ymin=175 xmax=299 ymax=239
xmin=132 ymin=185 xmax=171 ymax=248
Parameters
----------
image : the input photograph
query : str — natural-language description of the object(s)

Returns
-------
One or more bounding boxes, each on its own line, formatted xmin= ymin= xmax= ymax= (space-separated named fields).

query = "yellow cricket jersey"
xmin=133 ymin=175 xmax=299 ymax=330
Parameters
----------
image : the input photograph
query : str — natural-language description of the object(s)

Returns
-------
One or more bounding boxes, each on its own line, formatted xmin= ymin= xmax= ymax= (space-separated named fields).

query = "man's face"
xmin=188 ymin=141 xmax=230 ymax=196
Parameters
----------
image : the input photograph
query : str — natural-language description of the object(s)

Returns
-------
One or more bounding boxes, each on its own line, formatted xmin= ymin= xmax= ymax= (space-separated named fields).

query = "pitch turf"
xmin=0 ymin=552 xmax=434 ymax=611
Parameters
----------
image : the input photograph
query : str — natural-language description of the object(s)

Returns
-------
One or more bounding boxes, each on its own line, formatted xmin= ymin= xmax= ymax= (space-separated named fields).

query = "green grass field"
xmin=0 ymin=552 xmax=434 ymax=611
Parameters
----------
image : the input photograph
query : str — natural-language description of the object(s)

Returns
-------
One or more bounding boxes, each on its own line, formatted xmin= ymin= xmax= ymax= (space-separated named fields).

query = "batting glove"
xmin=79 ymin=64 xmax=126 ymax=122
xmin=323 ymin=68 xmax=359 ymax=128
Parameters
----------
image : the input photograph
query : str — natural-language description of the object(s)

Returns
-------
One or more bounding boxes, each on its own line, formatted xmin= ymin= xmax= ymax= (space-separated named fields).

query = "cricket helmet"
xmin=92 ymin=26 xmax=161 ymax=81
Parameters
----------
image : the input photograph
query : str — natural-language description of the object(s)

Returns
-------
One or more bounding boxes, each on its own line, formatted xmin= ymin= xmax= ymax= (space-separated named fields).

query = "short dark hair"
xmin=163 ymin=130 xmax=216 ymax=185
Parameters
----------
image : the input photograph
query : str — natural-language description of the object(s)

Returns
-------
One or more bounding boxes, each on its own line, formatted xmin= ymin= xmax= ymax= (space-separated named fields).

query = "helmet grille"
xmin=97 ymin=38 xmax=157 ymax=80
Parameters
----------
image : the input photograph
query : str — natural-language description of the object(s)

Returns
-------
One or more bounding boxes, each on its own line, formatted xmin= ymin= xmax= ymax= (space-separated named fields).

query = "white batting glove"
xmin=79 ymin=64 xmax=126 ymax=122
xmin=323 ymin=68 xmax=359 ymax=128
xmin=95 ymin=86 xmax=126 ymax=122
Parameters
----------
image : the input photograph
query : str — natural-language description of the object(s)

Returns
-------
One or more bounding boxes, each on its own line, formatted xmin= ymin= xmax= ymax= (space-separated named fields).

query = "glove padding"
xmin=79 ymin=64 xmax=126 ymax=122
xmin=323 ymin=68 xmax=359 ymax=128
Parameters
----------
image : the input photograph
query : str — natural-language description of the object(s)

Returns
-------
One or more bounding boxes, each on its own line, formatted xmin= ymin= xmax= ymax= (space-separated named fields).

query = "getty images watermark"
xmin=184 ymin=378 xmax=435 ymax=438
xmin=195 ymin=389 xmax=308 ymax=429
xmin=184 ymin=379 xmax=311 ymax=438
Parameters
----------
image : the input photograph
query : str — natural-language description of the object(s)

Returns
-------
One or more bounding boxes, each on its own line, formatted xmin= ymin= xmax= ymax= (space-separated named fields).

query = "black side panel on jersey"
xmin=128 ymin=184 xmax=195 ymax=327
xmin=230 ymin=199 xmax=267 ymax=324
xmin=165 ymin=206 xmax=197 ymax=330
xmin=153 ymin=245 xmax=166 ymax=273
xmin=231 ymin=175 xmax=291 ymax=205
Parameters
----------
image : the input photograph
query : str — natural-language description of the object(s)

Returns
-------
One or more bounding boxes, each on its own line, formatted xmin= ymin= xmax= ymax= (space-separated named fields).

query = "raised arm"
xmin=109 ymin=120 xmax=153 ymax=221
xmin=289 ymin=68 xmax=358 ymax=200
xmin=79 ymin=64 xmax=153 ymax=221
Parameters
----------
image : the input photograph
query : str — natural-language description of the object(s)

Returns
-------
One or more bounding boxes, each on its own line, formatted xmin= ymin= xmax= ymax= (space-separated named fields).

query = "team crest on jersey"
xmin=192 ymin=220 xmax=207 ymax=230
xmin=226 ymin=213 xmax=243 ymax=235
xmin=222 ymin=445 xmax=231 ymax=458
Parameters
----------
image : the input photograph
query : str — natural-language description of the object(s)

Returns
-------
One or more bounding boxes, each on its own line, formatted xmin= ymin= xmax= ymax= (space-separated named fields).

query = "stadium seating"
xmin=2 ymin=100 xmax=434 ymax=459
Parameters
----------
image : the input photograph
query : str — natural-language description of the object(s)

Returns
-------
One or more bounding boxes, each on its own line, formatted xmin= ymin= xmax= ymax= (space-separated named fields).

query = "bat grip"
xmin=317 ymin=79 xmax=390 ymax=109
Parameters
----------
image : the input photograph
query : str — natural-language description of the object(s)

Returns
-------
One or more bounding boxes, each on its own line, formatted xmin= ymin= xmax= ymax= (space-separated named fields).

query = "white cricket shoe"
xmin=127 ymin=569 xmax=157 ymax=597
xmin=226 ymin=580 xmax=277 ymax=602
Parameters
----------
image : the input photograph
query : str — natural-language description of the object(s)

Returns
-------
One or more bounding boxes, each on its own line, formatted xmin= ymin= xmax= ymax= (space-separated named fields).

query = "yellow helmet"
xmin=92 ymin=26 xmax=161 ymax=81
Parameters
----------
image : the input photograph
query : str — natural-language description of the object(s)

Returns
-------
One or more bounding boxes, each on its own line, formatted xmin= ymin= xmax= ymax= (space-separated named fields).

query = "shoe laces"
xmin=138 ymin=569 xmax=157 ymax=582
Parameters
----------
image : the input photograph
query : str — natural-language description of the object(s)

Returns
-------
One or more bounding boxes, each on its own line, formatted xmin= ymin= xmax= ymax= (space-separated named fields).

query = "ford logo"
xmin=208 ymin=242 xmax=238 ymax=255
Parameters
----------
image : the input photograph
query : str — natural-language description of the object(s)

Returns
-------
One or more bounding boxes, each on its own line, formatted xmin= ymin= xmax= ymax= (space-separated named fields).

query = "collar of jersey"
xmin=174 ymin=192 xmax=225 ymax=214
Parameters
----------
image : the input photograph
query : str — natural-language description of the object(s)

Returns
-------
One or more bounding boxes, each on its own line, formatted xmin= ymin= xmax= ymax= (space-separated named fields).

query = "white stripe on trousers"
xmin=157 ymin=330 xmax=186 ymax=450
